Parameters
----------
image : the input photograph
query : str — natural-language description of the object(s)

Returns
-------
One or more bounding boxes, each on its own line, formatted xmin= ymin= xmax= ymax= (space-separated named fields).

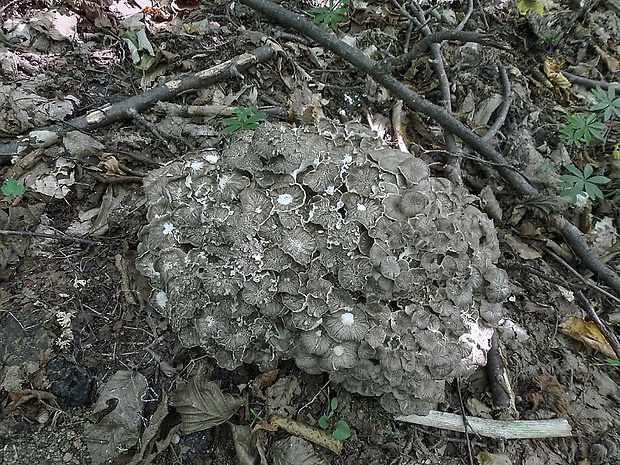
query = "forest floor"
xmin=1 ymin=0 xmax=620 ymax=464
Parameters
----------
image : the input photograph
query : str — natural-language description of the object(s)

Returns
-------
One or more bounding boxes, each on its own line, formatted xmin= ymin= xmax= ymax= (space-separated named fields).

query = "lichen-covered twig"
xmin=395 ymin=410 xmax=572 ymax=439
xmin=238 ymin=0 xmax=620 ymax=298
xmin=268 ymin=414 xmax=343 ymax=454
xmin=0 ymin=43 xmax=277 ymax=165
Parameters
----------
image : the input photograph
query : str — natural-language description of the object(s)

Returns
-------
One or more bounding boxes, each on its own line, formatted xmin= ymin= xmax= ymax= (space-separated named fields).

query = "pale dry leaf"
xmin=84 ymin=370 xmax=148 ymax=465
xmin=171 ymin=376 xmax=243 ymax=434
xmin=271 ymin=436 xmax=327 ymax=465
xmin=504 ymin=234 xmax=542 ymax=260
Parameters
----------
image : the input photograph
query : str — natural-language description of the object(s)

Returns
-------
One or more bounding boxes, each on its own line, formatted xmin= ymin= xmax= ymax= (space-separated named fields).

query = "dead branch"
xmin=395 ymin=410 xmax=572 ymax=440
xmin=392 ymin=30 xmax=509 ymax=69
xmin=238 ymin=0 xmax=620 ymax=298
xmin=560 ymin=70 xmax=620 ymax=94
xmin=410 ymin=3 xmax=464 ymax=186
xmin=486 ymin=332 xmax=516 ymax=411
xmin=0 ymin=43 xmax=277 ymax=165
xmin=481 ymin=64 xmax=511 ymax=142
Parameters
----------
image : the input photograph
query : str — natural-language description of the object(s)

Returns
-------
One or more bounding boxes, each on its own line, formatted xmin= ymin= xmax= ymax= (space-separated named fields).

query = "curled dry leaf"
xmin=559 ymin=316 xmax=616 ymax=359
xmin=171 ymin=376 xmax=243 ymax=434
xmin=543 ymin=58 xmax=571 ymax=89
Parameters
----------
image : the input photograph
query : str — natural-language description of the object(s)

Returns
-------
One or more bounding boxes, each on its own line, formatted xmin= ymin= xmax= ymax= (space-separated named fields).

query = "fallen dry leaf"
xmin=559 ymin=316 xmax=616 ymax=359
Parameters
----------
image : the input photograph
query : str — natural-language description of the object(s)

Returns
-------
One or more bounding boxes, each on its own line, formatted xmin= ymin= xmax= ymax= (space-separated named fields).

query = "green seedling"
xmin=308 ymin=0 xmax=349 ymax=32
xmin=221 ymin=106 xmax=266 ymax=141
xmin=590 ymin=86 xmax=620 ymax=122
xmin=539 ymin=34 xmax=559 ymax=46
xmin=318 ymin=397 xmax=351 ymax=440
xmin=382 ymin=426 xmax=397 ymax=436
xmin=559 ymin=113 xmax=607 ymax=147
xmin=249 ymin=408 xmax=263 ymax=428
xmin=558 ymin=164 xmax=610 ymax=201
xmin=604 ymin=358 xmax=620 ymax=369
xmin=1 ymin=178 xmax=25 ymax=197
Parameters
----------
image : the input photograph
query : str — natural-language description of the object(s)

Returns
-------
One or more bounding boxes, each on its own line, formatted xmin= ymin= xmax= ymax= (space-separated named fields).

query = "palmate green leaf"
xmin=590 ymin=86 xmax=620 ymax=121
xmin=584 ymin=182 xmax=604 ymax=200
xmin=318 ymin=415 xmax=330 ymax=429
xmin=246 ymin=112 xmax=266 ymax=124
xmin=559 ymin=174 xmax=584 ymax=184
xmin=308 ymin=0 xmax=349 ymax=31
xmin=221 ymin=106 xmax=265 ymax=138
xmin=559 ymin=164 xmax=610 ymax=200
xmin=588 ymin=175 xmax=611 ymax=184
xmin=560 ymin=183 xmax=585 ymax=198
xmin=221 ymin=124 xmax=242 ymax=134
xmin=559 ymin=126 xmax=579 ymax=146
xmin=564 ymin=164 xmax=584 ymax=177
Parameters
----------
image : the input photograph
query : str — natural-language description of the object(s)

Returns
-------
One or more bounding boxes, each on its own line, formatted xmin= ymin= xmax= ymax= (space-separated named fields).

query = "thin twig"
xmin=481 ymin=64 xmax=511 ymax=142
xmin=392 ymin=31 xmax=509 ymax=68
xmin=0 ymin=229 xmax=102 ymax=245
xmin=507 ymin=262 xmax=572 ymax=287
xmin=456 ymin=0 xmax=474 ymax=31
xmin=544 ymin=248 xmax=620 ymax=305
xmin=411 ymin=3 xmax=463 ymax=186
xmin=455 ymin=379 xmax=475 ymax=465
xmin=575 ymin=290 xmax=620 ymax=360
xmin=560 ymin=71 xmax=620 ymax=94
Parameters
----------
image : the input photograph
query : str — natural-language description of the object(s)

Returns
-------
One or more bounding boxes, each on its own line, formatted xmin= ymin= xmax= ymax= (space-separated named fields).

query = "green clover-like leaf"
xmin=332 ymin=420 xmax=351 ymax=440
xmin=1 ymin=178 xmax=25 ymax=197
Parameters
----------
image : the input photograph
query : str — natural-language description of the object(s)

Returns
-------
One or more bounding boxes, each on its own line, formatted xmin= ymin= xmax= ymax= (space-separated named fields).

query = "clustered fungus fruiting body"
xmin=136 ymin=121 xmax=510 ymax=414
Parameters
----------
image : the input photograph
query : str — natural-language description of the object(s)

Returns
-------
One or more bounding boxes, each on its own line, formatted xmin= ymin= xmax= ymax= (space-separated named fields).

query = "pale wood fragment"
xmin=395 ymin=410 xmax=572 ymax=440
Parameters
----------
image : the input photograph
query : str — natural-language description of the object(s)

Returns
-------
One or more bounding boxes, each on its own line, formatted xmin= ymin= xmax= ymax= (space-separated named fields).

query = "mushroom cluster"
xmin=136 ymin=121 xmax=509 ymax=414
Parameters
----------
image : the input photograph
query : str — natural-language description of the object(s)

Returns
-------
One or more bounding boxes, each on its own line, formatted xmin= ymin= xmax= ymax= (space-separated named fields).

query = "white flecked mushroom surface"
xmin=136 ymin=121 xmax=510 ymax=414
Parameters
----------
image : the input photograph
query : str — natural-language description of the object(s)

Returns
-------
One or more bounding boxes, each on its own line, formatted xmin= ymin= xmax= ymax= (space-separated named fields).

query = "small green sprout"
xmin=318 ymin=397 xmax=351 ymax=440
xmin=558 ymin=164 xmax=610 ymax=200
xmin=539 ymin=34 xmax=559 ymax=46
xmin=221 ymin=106 xmax=266 ymax=140
xmin=590 ymin=86 xmax=620 ymax=122
xmin=308 ymin=0 xmax=349 ymax=32
xmin=1 ymin=178 xmax=25 ymax=197
xmin=249 ymin=408 xmax=263 ymax=428
xmin=559 ymin=113 xmax=607 ymax=147
xmin=382 ymin=426 xmax=397 ymax=436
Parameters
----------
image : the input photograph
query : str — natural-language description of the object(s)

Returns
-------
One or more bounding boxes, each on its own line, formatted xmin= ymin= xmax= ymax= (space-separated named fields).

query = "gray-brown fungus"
xmin=136 ymin=121 xmax=509 ymax=414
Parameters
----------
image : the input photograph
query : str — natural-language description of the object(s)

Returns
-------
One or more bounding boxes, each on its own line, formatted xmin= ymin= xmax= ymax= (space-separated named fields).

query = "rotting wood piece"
xmin=395 ymin=410 xmax=572 ymax=440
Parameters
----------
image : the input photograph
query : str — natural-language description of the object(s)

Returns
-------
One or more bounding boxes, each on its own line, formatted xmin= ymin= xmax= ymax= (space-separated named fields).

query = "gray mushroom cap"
xmin=136 ymin=121 xmax=508 ymax=415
